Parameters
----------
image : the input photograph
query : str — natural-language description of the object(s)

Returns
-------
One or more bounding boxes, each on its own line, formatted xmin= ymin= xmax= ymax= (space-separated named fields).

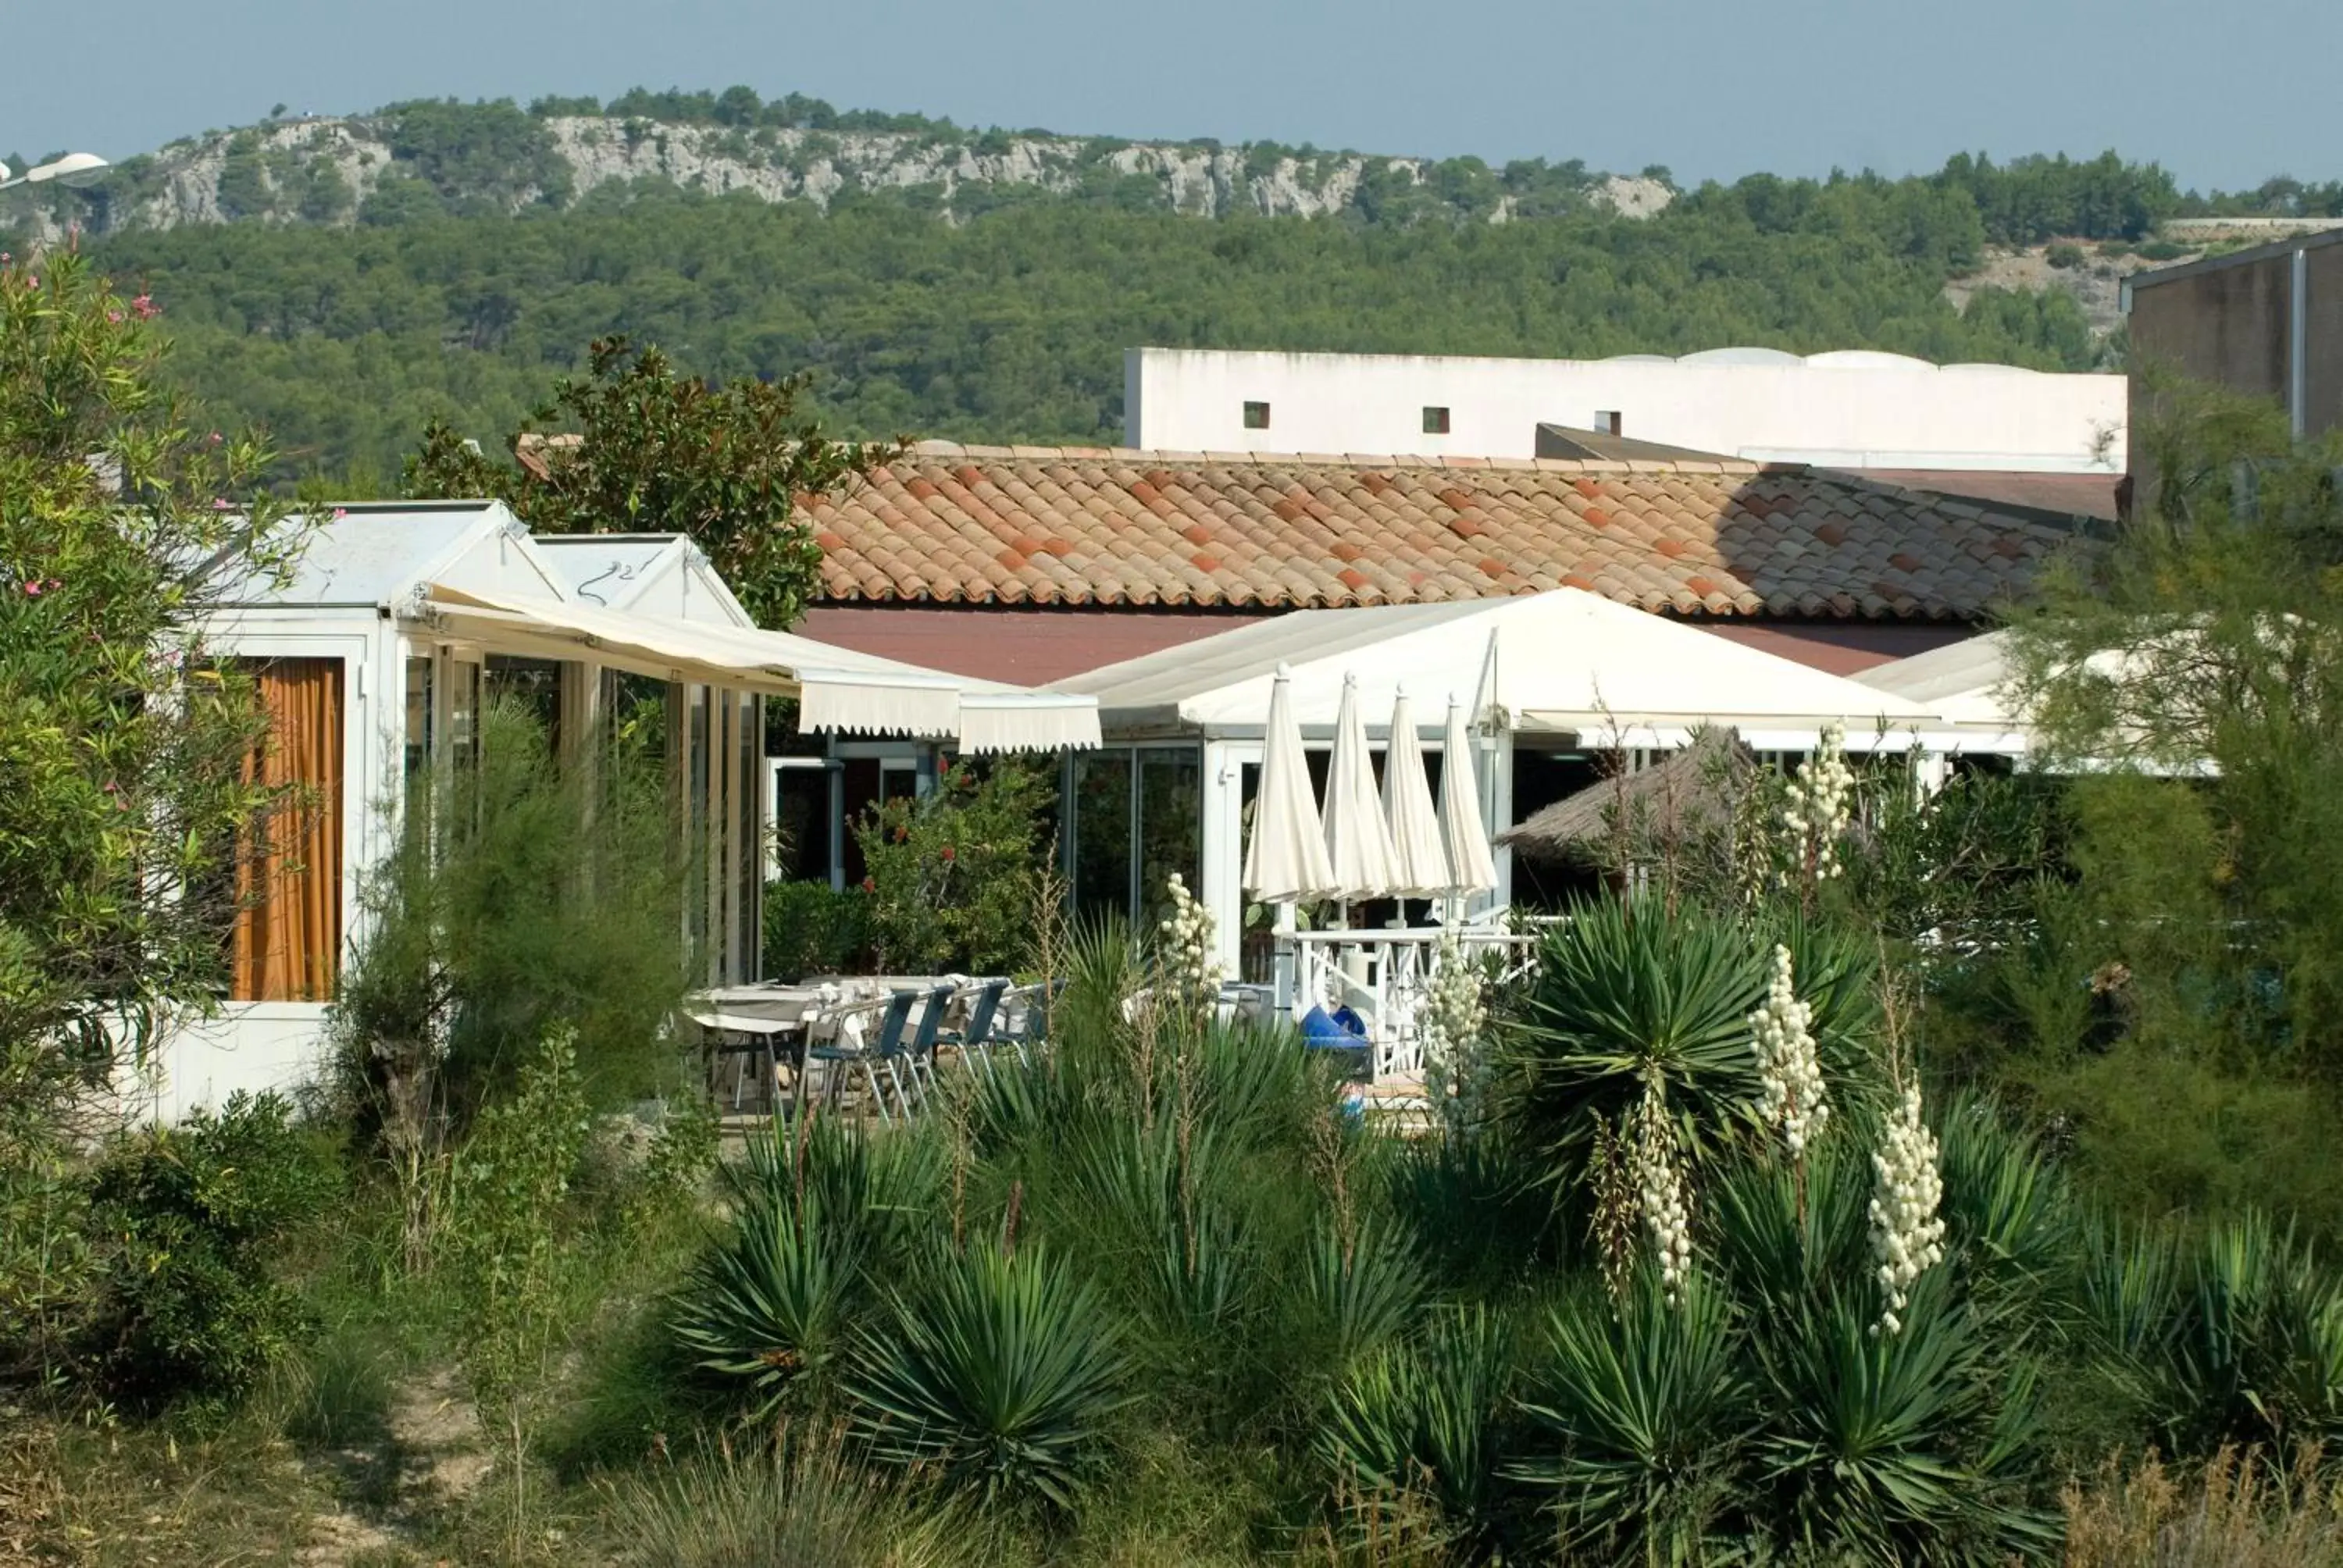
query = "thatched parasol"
xmin=1498 ymin=727 xmax=1754 ymax=863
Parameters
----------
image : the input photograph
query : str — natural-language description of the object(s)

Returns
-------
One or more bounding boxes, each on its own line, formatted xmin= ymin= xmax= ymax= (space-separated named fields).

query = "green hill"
xmin=9 ymin=90 xmax=2298 ymax=483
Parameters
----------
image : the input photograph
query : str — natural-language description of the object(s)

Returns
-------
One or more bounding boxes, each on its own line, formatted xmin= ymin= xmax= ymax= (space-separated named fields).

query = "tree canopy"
xmin=75 ymin=188 xmax=2108 ymax=486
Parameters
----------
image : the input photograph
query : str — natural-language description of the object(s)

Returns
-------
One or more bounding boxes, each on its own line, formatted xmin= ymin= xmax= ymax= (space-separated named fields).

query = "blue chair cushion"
xmin=1301 ymin=1003 xmax=1368 ymax=1042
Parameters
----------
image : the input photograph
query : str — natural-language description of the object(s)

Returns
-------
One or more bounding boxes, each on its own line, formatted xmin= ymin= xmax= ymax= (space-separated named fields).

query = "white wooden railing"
xmin=1283 ymin=925 xmax=1541 ymax=1079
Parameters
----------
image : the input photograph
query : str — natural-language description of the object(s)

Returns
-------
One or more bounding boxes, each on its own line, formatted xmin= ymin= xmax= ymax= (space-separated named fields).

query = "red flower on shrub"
xmin=939 ymin=844 xmax=956 ymax=862
xmin=861 ymin=877 xmax=876 ymax=893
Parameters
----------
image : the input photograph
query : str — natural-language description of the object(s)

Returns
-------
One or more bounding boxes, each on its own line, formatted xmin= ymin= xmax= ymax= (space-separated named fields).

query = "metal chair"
xmin=938 ymin=978 xmax=1011 ymax=1077
xmin=809 ymin=990 xmax=918 ymax=1121
xmin=900 ymin=983 xmax=955 ymax=1106
xmin=1004 ymin=975 xmax=1066 ymax=1066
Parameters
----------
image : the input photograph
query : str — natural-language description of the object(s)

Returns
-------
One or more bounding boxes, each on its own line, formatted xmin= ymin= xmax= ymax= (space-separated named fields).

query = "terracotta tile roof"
xmin=802 ymin=444 xmax=2091 ymax=621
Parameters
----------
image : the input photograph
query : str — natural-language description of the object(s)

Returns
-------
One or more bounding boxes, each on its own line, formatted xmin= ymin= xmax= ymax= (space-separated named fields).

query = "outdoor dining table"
xmin=689 ymin=983 xmax=826 ymax=1115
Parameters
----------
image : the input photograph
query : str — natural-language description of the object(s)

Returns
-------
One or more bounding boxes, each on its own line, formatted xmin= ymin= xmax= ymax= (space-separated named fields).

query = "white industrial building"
xmin=1123 ymin=347 xmax=2125 ymax=473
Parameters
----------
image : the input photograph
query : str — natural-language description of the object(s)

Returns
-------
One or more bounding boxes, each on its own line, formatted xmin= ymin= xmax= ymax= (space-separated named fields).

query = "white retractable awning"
xmin=418 ymin=584 xmax=1098 ymax=751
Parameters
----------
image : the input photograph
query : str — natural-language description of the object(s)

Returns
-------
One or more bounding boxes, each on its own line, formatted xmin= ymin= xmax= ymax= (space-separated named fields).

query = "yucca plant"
xmin=1747 ymin=1276 xmax=2056 ymax=1564
xmin=672 ymin=1186 xmax=863 ymax=1418
xmin=1502 ymin=896 xmax=1769 ymax=1178
xmin=733 ymin=1114 xmax=947 ymax=1275
xmin=1932 ymin=1093 xmax=2075 ymax=1320
xmin=1319 ymin=1304 xmax=1526 ymax=1559
xmin=1705 ymin=1133 xmax=1871 ymax=1303
xmin=845 ymin=1237 xmax=1132 ymax=1510
xmin=1188 ymin=1020 xmax=1331 ymax=1153
xmin=672 ymin=1119 xmax=948 ymax=1418
xmin=1297 ymin=1211 xmax=1428 ymax=1374
xmin=1514 ymin=1273 xmax=1746 ymax=1566
xmin=2106 ymin=1212 xmax=2343 ymax=1458
xmin=1389 ymin=1133 xmax=1562 ymax=1293
xmin=1057 ymin=1115 xmax=1255 ymax=1342
xmin=604 ymin=1428 xmax=967 ymax=1567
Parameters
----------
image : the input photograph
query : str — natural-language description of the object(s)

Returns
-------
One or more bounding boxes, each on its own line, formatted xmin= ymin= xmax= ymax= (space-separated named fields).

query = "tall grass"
xmin=2063 ymin=1447 xmax=2343 ymax=1567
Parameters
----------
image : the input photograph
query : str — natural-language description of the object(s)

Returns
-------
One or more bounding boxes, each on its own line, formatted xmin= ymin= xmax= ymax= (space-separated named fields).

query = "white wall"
xmin=1125 ymin=347 xmax=2126 ymax=472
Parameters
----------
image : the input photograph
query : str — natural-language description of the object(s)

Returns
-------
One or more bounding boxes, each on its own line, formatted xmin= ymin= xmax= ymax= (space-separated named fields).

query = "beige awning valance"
xmin=417 ymin=584 xmax=1098 ymax=751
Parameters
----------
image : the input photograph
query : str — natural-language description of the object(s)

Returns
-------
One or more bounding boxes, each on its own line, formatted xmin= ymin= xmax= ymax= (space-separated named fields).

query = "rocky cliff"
xmin=2 ymin=106 xmax=1671 ymax=244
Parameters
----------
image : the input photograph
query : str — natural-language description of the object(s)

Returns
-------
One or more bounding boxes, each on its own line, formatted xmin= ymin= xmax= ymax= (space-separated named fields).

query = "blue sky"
xmin=8 ymin=0 xmax=2332 ymax=191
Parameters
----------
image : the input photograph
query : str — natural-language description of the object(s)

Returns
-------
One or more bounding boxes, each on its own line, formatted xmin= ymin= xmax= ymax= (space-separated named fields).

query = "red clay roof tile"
xmin=803 ymin=449 xmax=2080 ymax=621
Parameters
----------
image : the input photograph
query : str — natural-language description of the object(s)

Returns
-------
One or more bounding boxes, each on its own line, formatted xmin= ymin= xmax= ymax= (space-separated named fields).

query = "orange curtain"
xmin=232 ymin=658 xmax=345 ymax=1001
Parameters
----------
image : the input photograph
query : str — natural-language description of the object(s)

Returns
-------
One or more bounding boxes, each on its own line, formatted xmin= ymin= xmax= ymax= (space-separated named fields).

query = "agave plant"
xmin=1514 ymin=1273 xmax=1746 ymax=1566
xmin=1319 ymin=1304 xmax=1525 ymax=1558
xmin=844 ymin=1239 xmax=1133 ymax=1509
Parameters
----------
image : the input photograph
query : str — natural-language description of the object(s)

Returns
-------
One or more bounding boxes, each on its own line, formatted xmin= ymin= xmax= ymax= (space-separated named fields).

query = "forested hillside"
xmin=6 ymin=89 xmax=2314 ymax=483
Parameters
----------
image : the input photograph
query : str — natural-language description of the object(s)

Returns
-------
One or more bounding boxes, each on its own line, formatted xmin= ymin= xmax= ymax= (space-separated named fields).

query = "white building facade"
xmin=1124 ymin=347 xmax=2125 ymax=472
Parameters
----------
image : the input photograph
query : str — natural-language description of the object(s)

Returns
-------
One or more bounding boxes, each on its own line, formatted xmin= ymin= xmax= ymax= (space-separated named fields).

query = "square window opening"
xmin=1242 ymin=400 xmax=1271 ymax=430
xmin=1422 ymin=405 xmax=1451 ymax=435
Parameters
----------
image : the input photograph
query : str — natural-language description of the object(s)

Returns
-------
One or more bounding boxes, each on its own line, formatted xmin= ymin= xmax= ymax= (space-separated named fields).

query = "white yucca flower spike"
xmin=1158 ymin=872 xmax=1223 ymax=1017
xmin=1749 ymin=943 xmax=1828 ymax=1153
xmin=1868 ymin=1082 xmax=1947 ymax=1336
xmin=1631 ymin=1078 xmax=1694 ymax=1306
xmin=1421 ymin=936 xmax=1492 ymax=1145
xmin=1782 ymin=721 xmax=1856 ymax=879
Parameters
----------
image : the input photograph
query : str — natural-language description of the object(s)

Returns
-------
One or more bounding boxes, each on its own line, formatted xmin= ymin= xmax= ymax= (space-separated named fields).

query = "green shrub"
xmin=761 ymin=878 xmax=869 ymax=980
xmin=2048 ymin=242 xmax=2088 ymax=269
xmin=845 ymin=1238 xmax=1132 ymax=1510
xmin=82 ymin=1092 xmax=334 ymax=1409
xmin=333 ymin=699 xmax=694 ymax=1148
xmin=853 ymin=758 xmax=1053 ymax=974
xmin=1319 ymin=1304 xmax=1524 ymax=1556
xmin=2139 ymin=238 xmax=2189 ymax=260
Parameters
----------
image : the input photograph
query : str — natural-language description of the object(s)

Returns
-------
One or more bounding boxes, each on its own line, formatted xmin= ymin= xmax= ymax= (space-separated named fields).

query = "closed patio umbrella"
xmin=1243 ymin=662 xmax=1337 ymax=904
xmin=1324 ymin=672 xmax=1400 ymax=903
xmin=1382 ymin=685 xmax=1449 ymax=896
xmin=1439 ymin=693 xmax=1500 ymax=900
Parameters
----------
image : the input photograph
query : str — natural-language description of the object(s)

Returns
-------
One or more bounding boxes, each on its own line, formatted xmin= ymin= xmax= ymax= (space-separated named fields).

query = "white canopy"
xmin=420 ymin=583 xmax=1100 ymax=752
xmin=1439 ymin=694 xmax=1500 ymax=896
xmin=1855 ymin=630 xmax=2017 ymax=729
xmin=1381 ymin=686 xmax=1449 ymax=896
xmin=1243 ymin=663 xmax=1337 ymax=903
xmin=1323 ymin=673 xmax=1401 ymax=900
xmin=1058 ymin=590 xmax=1942 ymax=748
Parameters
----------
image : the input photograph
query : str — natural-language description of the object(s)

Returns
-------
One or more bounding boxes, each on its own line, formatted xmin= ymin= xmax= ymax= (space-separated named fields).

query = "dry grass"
xmin=0 ymin=1412 xmax=345 ymax=1566
xmin=2064 ymin=1446 xmax=2343 ymax=1567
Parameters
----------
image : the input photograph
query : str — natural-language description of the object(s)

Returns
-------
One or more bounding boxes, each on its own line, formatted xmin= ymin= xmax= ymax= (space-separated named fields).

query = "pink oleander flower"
xmin=212 ymin=498 xmax=230 ymax=511
xmin=208 ymin=431 xmax=223 ymax=445
xmin=106 ymin=309 xmax=123 ymax=324
xmin=130 ymin=294 xmax=157 ymax=319
xmin=332 ymin=508 xmax=348 ymax=520
xmin=23 ymin=581 xmax=41 ymax=597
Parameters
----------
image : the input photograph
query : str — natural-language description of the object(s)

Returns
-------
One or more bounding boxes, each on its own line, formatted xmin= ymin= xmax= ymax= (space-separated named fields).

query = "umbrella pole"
xmin=1273 ymin=900 xmax=1297 ymax=1015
